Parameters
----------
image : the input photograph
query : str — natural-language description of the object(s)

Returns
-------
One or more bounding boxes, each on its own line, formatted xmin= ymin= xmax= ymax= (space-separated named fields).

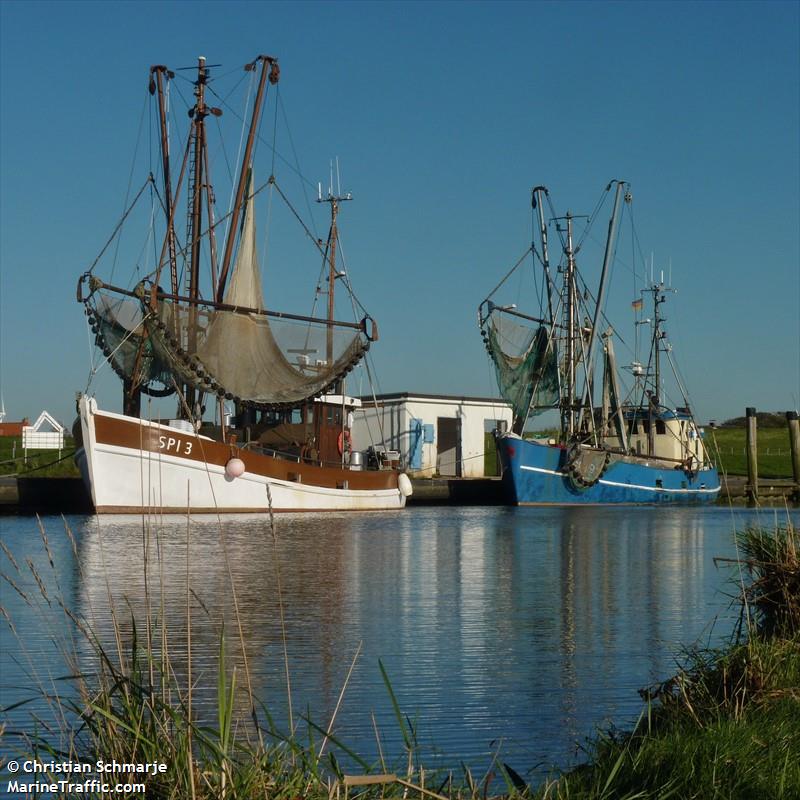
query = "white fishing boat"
xmin=75 ymin=55 xmax=411 ymax=513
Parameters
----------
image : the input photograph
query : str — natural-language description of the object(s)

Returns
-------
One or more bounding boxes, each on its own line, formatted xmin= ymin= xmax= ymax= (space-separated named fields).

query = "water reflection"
xmin=3 ymin=506 xmax=796 ymax=779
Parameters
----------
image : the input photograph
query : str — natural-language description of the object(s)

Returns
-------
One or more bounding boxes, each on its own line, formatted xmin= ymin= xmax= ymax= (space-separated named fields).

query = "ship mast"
xmin=216 ymin=54 xmax=279 ymax=303
xmin=532 ymin=186 xmax=555 ymax=325
xmin=317 ymin=171 xmax=352 ymax=376
xmin=647 ymin=274 xmax=669 ymax=454
xmin=123 ymin=65 xmax=182 ymax=418
xmin=575 ymin=181 xmax=626 ymax=433
xmin=564 ymin=213 xmax=577 ymax=437
xmin=182 ymin=56 xmax=212 ymax=416
xmin=149 ymin=65 xmax=179 ymax=296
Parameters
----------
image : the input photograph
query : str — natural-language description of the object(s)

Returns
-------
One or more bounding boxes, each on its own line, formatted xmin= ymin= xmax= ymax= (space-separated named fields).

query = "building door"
xmin=437 ymin=417 xmax=462 ymax=477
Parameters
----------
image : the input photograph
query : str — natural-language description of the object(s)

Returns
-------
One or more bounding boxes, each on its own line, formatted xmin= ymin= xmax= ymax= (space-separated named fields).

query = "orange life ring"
xmin=337 ymin=430 xmax=352 ymax=455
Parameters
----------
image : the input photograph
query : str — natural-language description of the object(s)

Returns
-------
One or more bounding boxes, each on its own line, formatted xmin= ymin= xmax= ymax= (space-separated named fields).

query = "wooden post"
xmin=787 ymin=411 xmax=800 ymax=500
xmin=746 ymin=407 xmax=758 ymax=504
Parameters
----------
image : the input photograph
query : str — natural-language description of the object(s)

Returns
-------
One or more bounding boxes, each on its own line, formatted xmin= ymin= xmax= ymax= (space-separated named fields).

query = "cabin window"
xmin=641 ymin=421 xmax=650 ymax=434
xmin=655 ymin=420 xmax=666 ymax=435
xmin=291 ymin=409 xmax=302 ymax=424
xmin=326 ymin=407 xmax=334 ymax=424
xmin=655 ymin=478 xmax=663 ymax=489
xmin=628 ymin=420 xmax=638 ymax=435
xmin=334 ymin=409 xmax=342 ymax=426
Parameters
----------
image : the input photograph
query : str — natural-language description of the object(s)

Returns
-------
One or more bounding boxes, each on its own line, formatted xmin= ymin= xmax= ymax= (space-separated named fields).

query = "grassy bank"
xmin=709 ymin=427 xmax=794 ymax=479
xmin=0 ymin=435 xmax=80 ymax=478
xmin=2 ymin=518 xmax=798 ymax=799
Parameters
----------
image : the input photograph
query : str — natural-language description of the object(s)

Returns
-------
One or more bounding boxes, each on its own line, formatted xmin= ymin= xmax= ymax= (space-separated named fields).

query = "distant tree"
xmin=720 ymin=412 xmax=788 ymax=429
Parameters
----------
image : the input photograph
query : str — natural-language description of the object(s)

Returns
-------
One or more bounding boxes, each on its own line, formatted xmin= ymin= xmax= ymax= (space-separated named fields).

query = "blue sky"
xmin=1 ymin=0 xmax=798 ymax=426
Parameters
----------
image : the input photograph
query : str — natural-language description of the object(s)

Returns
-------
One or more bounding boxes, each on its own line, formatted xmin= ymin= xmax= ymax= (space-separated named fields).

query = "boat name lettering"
xmin=158 ymin=435 xmax=193 ymax=455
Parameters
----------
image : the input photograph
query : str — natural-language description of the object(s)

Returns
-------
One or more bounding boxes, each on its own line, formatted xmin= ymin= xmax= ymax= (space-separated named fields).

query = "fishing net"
xmin=86 ymin=291 xmax=175 ymax=394
xmin=483 ymin=311 xmax=559 ymax=421
xmin=146 ymin=299 xmax=369 ymax=408
xmin=84 ymin=170 xmax=371 ymax=409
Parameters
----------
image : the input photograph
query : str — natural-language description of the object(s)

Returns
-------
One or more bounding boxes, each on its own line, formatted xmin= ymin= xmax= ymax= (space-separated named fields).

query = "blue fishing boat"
xmin=479 ymin=182 xmax=720 ymax=505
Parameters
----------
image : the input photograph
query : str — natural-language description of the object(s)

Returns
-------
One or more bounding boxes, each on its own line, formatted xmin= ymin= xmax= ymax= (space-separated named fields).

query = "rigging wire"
xmin=260 ymin=96 xmax=278 ymax=303
xmin=362 ymin=351 xmax=388 ymax=448
xmin=574 ymin=182 xmax=613 ymax=254
xmin=109 ymin=89 xmax=150 ymax=286
xmin=85 ymin=178 xmax=153 ymax=276
xmin=276 ymin=89 xmax=320 ymax=242
xmin=261 ymin=80 xmax=284 ymax=294
xmin=203 ymin=65 xmax=320 ymax=200
xmin=221 ymin=65 xmax=257 ymax=271
xmin=482 ymin=246 xmax=534 ymax=301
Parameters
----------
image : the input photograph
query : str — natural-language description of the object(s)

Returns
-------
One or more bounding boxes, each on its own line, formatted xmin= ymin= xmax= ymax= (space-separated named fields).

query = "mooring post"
xmin=746 ymin=407 xmax=758 ymax=504
xmin=787 ymin=411 xmax=800 ymax=500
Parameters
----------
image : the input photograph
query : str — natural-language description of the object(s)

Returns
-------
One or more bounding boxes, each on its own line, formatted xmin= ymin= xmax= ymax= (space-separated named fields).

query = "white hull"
xmin=78 ymin=397 xmax=408 ymax=513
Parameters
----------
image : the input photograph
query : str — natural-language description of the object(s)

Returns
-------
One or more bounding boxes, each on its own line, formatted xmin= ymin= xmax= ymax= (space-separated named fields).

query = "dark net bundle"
xmin=484 ymin=311 xmax=559 ymax=422
xmin=88 ymin=290 xmax=175 ymax=394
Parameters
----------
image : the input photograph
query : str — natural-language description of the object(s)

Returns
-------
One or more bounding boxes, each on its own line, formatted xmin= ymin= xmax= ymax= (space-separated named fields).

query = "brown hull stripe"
xmin=93 ymin=413 xmax=400 ymax=491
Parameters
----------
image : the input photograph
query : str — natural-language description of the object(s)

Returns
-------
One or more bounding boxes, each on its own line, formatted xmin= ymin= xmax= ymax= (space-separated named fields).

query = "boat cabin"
xmin=211 ymin=393 xmax=370 ymax=469
xmin=608 ymin=408 xmax=709 ymax=467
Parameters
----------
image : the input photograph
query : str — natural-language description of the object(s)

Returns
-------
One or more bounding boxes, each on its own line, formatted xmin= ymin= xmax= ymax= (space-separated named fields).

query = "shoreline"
xmin=0 ymin=474 xmax=796 ymax=514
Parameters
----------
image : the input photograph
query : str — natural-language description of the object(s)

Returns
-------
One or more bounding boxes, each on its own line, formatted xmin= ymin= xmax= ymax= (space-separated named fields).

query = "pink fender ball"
xmin=225 ymin=457 xmax=246 ymax=478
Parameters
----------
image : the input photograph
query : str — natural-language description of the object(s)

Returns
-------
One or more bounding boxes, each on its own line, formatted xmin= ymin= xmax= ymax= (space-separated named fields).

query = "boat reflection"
xmin=70 ymin=506 xmax=731 ymax=774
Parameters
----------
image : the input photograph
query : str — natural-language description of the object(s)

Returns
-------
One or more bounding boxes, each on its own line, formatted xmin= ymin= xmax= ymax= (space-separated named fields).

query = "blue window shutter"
xmin=410 ymin=418 xmax=423 ymax=469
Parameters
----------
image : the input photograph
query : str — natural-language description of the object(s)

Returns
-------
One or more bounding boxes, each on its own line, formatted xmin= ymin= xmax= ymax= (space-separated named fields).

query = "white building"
xmin=351 ymin=393 xmax=512 ymax=478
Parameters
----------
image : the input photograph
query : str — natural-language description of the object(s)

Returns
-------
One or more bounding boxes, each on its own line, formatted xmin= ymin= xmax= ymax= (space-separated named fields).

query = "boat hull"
xmin=77 ymin=397 xmax=408 ymax=513
xmin=497 ymin=434 xmax=720 ymax=505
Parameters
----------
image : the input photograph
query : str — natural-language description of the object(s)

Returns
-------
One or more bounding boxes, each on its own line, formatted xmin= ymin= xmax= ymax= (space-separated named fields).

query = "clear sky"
xmin=1 ymin=0 xmax=798 ymax=426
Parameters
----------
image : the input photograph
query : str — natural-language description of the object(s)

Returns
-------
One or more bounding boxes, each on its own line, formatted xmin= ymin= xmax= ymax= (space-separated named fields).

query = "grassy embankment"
xmin=708 ymin=427 xmax=793 ymax=479
xmin=0 ymin=435 xmax=80 ymax=478
xmin=2 ymin=518 xmax=798 ymax=798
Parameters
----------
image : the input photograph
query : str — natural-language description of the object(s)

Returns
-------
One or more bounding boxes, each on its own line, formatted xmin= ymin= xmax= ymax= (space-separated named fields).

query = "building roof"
xmin=0 ymin=421 xmax=25 ymax=437
xmin=25 ymin=411 xmax=66 ymax=433
xmin=358 ymin=391 xmax=510 ymax=406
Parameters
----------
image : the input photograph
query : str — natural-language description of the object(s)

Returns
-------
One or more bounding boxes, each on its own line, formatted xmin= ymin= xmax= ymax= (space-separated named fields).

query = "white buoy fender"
xmin=225 ymin=457 xmax=246 ymax=478
xmin=398 ymin=473 xmax=413 ymax=497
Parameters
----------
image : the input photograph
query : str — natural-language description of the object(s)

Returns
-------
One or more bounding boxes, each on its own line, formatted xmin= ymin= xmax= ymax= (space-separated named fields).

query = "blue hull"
xmin=498 ymin=435 xmax=721 ymax=505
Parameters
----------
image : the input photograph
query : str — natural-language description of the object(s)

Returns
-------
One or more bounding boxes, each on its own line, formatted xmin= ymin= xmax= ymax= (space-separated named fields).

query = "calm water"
xmin=2 ymin=505 xmax=797 ymax=782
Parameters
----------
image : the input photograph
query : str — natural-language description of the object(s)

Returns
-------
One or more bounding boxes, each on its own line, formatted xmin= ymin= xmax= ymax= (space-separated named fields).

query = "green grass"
xmin=484 ymin=431 xmax=499 ymax=476
xmin=0 ymin=435 xmax=80 ymax=477
xmin=707 ymin=427 xmax=794 ymax=479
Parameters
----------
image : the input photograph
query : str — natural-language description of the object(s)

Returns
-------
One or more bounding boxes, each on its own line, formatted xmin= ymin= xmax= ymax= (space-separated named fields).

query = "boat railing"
xmin=241 ymin=442 xmax=302 ymax=463
xmin=240 ymin=441 xmax=393 ymax=471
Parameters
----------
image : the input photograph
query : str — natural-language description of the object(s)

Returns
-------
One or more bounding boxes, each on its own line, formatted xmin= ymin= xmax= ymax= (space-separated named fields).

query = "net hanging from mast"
xmin=85 ymin=175 xmax=371 ymax=408
xmin=482 ymin=309 xmax=559 ymax=422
